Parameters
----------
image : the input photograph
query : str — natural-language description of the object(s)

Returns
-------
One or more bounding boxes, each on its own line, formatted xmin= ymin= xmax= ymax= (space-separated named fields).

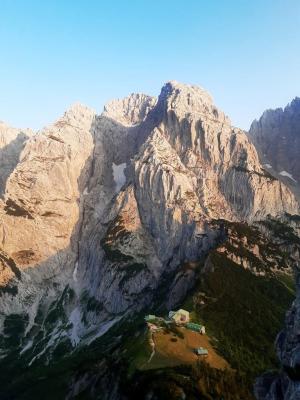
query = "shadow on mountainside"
xmin=0 ymin=112 xmax=171 ymax=399
xmin=0 ymin=132 xmax=30 ymax=198
xmin=0 ymin=106 xmax=220 ymax=398
xmin=0 ymin=115 xmax=103 ymax=399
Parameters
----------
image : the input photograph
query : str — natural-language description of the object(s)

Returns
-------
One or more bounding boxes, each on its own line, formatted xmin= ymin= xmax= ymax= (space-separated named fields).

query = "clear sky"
xmin=0 ymin=0 xmax=299 ymax=130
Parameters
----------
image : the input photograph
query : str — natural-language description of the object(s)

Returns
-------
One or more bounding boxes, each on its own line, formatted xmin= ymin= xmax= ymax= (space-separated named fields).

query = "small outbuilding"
xmin=186 ymin=322 xmax=206 ymax=334
xmin=195 ymin=347 xmax=208 ymax=357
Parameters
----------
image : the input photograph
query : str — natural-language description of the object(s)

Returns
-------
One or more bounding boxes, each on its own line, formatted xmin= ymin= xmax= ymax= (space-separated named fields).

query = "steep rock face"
xmin=139 ymin=81 xmax=298 ymax=222
xmin=71 ymin=95 xmax=159 ymax=320
xmin=133 ymin=127 xmax=207 ymax=263
xmin=249 ymin=98 xmax=300 ymax=195
xmin=255 ymin=270 xmax=300 ymax=400
xmin=214 ymin=217 xmax=300 ymax=276
xmin=0 ymin=81 xmax=298 ymax=372
xmin=0 ymin=104 xmax=97 ymax=354
xmin=75 ymin=82 xmax=299 ymax=327
xmin=103 ymin=93 xmax=156 ymax=126
xmin=0 ymin=104 xmax=95 ymax=278
xmin=0 ymin=121 xmax=33 ymax=197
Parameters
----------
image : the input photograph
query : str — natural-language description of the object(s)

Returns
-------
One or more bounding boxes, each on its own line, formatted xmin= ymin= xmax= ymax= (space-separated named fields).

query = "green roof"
xmin=186 ymin=322 xmax=203 ymax=329
xmin=145 ymin=315 xmax=156 ymax=321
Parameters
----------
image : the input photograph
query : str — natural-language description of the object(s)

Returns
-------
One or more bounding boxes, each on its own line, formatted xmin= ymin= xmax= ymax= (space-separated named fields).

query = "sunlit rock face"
xmin=0 ymin=82 xmax=298 ymax=364
xmin=249 ymin=97 xmax=300 ymax=198
xmin=133 ymin=81 xmax=298 ymax=226
xmin=0 ymin=104 xmax=95 ymax=283
xmin=103 ymin=93 xmax=156 ymax=126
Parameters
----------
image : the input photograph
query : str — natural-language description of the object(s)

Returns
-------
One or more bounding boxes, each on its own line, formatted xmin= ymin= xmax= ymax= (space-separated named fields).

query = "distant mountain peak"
xmin=249 ymin=97 xmax=300 ymax=197
xmin=159 ymin=80 xmax=214 ymax=111
xmin=103 ymin=93 xmax=156 ymax=126
xmin=62 ymin=102 xmax=96 ymax=120
xmin=286 ymin=96 xmax=300 ymax=113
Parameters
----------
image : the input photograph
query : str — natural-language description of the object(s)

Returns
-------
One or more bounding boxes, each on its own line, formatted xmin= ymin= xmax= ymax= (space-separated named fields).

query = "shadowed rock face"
xmin=0 ymin=82 xmax=298 ymax=371
xmin=249 ymin=98 xmax=300 ymax=197
xmin=0 ymin=122 xmax=33 ymax=197
xmin=255 ymin=270 xmax=300 ymax=400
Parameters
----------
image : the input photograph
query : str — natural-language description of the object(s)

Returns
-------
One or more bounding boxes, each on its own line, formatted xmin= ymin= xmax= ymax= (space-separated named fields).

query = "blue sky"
xmin=0 ymin=0 xmax=299 ymax=130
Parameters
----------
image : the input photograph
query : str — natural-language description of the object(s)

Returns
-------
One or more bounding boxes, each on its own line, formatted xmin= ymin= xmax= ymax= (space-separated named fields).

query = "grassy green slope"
xmin=186 ymin=251 xmax=295 ymax=378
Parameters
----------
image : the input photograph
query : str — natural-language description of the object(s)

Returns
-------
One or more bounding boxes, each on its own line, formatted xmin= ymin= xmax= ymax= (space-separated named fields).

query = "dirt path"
xmin=147 ymin=332 xmax=155 ymax=363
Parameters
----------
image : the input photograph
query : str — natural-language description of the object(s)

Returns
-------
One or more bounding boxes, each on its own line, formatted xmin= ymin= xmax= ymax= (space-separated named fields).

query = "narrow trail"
xmin=147 ymin=333 xmax=155 ymax=363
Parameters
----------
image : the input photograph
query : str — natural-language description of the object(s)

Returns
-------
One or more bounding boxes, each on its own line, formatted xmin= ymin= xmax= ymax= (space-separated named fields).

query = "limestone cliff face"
xmin=0 ymin=82 xmax=298 ymax=364
xmin=103 ymin=93 xmax=156 ymax=126
xmin=135 ymin=82 xmax=298 ymax=231
xmin=0 ymin=121 xmax=33 ymax=197
xmin=0 ymin=105 xmax=95 ymax=281
xmin=249 ymin=98 xmax=300 ymax=197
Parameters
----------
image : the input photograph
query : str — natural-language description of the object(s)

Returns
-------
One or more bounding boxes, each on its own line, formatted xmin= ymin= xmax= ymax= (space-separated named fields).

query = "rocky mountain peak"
xmin=0 ymin=120 xmax=34 ymax=140
xmin=249 ymin=96 xmax=300 ymax=196
xmin=160 ymin=80 xmax=213 ymax=103
xmin=57 ymin=102 xmax=96 ymax=127
xmin=157 ymin=81 xmax=227 ymax=124
xmin=138 ymin=82 xmax=298 ymax=221
xmin=103 ymin=93 xmax=156 ymax=126
xmin=287 ymin=96 xmax=300 ymax=112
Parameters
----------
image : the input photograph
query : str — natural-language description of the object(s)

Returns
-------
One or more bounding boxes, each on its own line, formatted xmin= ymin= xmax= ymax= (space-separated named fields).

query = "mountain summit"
xmin=249 ymin=97 xmax=300 ymax=198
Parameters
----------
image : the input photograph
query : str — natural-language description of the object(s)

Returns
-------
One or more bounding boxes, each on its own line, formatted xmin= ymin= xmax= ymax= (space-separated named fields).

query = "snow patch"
xmin=20 ymin=340 xmax=33 ymax=355
xmin=28 ymin=325 xmax=68 ymax=366
xmin=279 ymin=170 xmax=297 ymax=182
xmin=112 ymin=163 xmax=126 ymax=192
xmin=69 ymin=307 xmax=82 ymax=346
xmin=87 ymin=316 xmax=122 ymax=345
xmin=73 ymin=262 xmax=78 ymax=282
xmin=263 ymin=163 xmax=272 ymax=169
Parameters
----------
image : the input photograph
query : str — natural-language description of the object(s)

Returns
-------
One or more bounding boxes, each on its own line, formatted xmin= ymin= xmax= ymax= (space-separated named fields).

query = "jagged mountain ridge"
xmin=249 ymin=97 xmax=300 ymax=198
xmin=0 ymin=81 xmax=299 ymax=397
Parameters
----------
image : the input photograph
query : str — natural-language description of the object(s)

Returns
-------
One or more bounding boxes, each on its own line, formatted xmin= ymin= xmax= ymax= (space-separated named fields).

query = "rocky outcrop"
xmin=0 ymin=121 xmax=33 ymax=197
xmin=0 ymin=104 xmax=95 ymax=278
xmin=0 ymin=104 xmax=97 ymax=357
xmin=103 ymin=93 xmax=156 ymax=126
xmin=213 ymin=217 xmax=300 ymax=276
xmin=0 ymin=81 xmax=298 ymax=371
xmin=249 ymin=97 xmax=300 ymax=197
xmin=255 ymin=269 xmax=300 ymax=400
